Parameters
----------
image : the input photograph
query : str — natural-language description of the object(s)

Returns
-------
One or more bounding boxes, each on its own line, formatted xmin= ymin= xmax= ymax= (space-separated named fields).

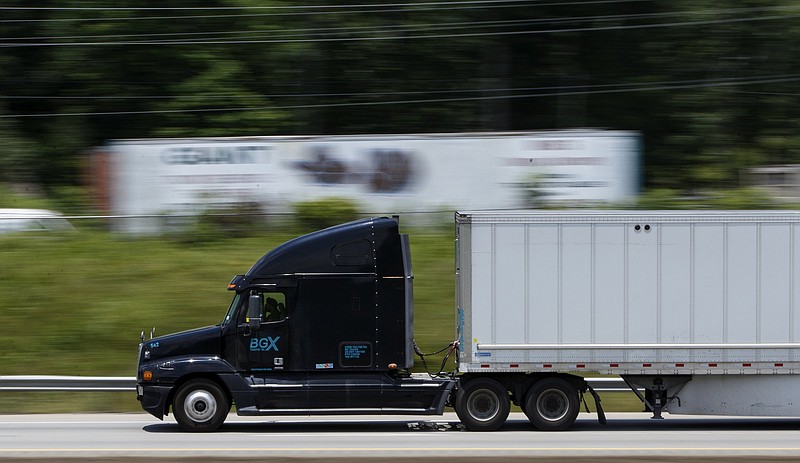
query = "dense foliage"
xmin=2 ymin=1 xmax=800 ymax=196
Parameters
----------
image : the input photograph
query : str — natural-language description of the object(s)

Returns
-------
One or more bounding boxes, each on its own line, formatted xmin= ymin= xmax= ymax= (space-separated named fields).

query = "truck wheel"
xmin=454 ymin=378 xmax=510 ymax=431
xmin=524 ymin=378 xmax=579 ymax=431
xmin=173 ymin=379 xmax=229 ymax=432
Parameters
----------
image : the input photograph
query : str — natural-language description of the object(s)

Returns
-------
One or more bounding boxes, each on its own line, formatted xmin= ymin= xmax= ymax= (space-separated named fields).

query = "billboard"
xmin=93 ymin=130 xmax=640 ymax=233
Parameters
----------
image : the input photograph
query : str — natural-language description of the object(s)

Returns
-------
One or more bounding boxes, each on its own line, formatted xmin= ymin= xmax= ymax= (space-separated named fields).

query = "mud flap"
xmin=587 ymin=384 xmax=607 ymax=425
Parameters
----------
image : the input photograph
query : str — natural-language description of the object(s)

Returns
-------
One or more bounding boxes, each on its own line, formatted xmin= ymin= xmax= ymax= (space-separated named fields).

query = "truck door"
xmin=236 ymin=287 xmax=293 ymax=372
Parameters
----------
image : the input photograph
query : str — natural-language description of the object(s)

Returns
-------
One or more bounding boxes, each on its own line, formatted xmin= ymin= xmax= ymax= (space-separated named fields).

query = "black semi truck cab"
xmin=136 ymin=217 xmax=455 ymax=431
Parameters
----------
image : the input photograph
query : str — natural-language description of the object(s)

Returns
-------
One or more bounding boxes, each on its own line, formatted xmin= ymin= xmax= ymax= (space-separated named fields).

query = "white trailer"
xmin=453 ymin=210 xmax=800 ymax=430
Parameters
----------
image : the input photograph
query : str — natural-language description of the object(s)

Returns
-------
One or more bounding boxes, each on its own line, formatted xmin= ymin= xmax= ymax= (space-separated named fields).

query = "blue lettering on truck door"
xmin=250 ymin=336 xmax=280 ymax=352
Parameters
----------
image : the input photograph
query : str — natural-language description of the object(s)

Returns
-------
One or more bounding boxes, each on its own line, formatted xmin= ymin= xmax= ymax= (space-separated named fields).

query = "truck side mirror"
xmin=247 ymin=293 xmax=262 ymax=328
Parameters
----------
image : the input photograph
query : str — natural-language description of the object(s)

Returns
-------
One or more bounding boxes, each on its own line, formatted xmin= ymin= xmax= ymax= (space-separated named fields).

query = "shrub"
xmin=293 ymin=197 xmax=360 ymax=231
xmin=170 ymin=201 xmax=267 ymax=244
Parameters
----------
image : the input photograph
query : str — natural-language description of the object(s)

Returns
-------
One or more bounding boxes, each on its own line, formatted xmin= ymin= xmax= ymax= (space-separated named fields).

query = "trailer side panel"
xmin=457 ymin=211 xmax=800 ymax=375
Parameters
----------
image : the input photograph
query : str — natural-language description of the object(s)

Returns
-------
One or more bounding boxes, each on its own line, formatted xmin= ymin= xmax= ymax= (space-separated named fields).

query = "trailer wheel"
xmin=524 ymin=378 xmax=579 ymax=431
xmin=454 ymin=378 xmax=510 ymax=431
xmin=173 ymin=379 xmax=229 ymax=432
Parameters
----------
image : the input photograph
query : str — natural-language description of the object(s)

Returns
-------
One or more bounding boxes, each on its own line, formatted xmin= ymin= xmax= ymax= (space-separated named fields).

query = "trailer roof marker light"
xmin=743 ymin=363 xmax=752 ymax=367
xmin=676 ymin=363 xmax=685 ymax=367
xmin=543 ymin=364 xmax=552 ymax=368
xmin=576 ymin=364 xmax=585 ymax=369
xmin=610 ymin=363 xmax=619 ymax=368
xmin=709 ymin=363 xmax=718 ymax=367
xmin=480 ymin=364 xmax=490 ymax=368
xmin=643 ymin=363 xmax=651 ymax=368
xmin=775 ymin=363 xmax=784 ymax=367
xmin=509 ymin=364 xmax=519 ymax=368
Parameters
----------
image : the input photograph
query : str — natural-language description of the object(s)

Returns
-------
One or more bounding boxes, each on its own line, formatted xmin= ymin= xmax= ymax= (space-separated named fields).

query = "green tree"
xmin=3 ymin=0 xmax=800 ymax=199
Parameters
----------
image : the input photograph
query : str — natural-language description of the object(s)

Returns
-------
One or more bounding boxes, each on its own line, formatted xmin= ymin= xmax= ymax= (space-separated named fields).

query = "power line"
xmin=6 ymin=14 xmax=800 ymax=48
xmin=3 ymin=6 xmax=783 ymax=43
xmin=3 ymin=76 xmax=796 ymax=101
xmin=4 ymin=11 xmax=799 ymax=47
xmin=0 ymin=15 xmax=647 ymax=42
xmin=0 ymin=0 xmax=648 ymax=23
xmin=3 ymin=0 xmax=538 ymax=11
xmin=0 ymin=13 xmax=664 ymax=42
xmin=2 ymin=75 xmax=797 ymax=118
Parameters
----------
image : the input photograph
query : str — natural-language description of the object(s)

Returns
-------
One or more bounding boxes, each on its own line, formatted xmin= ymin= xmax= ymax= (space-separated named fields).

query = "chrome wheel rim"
xmin=467 ymin=389 xmax=500 ymax=422
xmin=536 ymin=388 xmax=569 ymax=422
xmin=184 ymin=389 xmax=217 ymax=423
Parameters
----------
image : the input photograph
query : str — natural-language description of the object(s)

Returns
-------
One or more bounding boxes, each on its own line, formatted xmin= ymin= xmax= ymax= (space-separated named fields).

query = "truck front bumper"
xmin=137 ymin=383 xmax=172 ymax=420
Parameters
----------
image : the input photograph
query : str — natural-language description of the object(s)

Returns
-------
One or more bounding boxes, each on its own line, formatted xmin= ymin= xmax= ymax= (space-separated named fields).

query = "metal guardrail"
xmin=0 ymin=376 xmax=136 ymax=392
xmin=0 ymin=376 xmax=631 ymax=392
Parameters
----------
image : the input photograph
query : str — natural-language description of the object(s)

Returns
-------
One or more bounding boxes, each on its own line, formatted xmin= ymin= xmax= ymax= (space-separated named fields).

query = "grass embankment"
xmin=0 ymin=228 xmax=639 ymax=413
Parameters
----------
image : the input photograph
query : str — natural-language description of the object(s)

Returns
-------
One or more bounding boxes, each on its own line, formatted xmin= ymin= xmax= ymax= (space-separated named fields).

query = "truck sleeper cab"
xmin=137 ymin=217 xmax=454 ymax=431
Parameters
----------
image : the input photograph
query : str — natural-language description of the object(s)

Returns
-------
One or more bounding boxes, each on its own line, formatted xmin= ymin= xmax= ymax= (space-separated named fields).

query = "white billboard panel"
xmin=99 ymin=131 xmax=640 ymax=233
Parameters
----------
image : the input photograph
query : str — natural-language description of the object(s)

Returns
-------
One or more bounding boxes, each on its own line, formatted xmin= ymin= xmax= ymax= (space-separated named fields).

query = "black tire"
xmin=454 ymin=378 xmax=510 ymax=431
xmin=172 ymin=379 xmax=230 ymax=432
xmin=523 ymin=377 xmax=580 ymax=431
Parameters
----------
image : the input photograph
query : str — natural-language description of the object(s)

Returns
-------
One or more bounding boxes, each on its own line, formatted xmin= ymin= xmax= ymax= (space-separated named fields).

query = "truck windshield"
xmin=221 ymin=293 xmax=241 ymax=326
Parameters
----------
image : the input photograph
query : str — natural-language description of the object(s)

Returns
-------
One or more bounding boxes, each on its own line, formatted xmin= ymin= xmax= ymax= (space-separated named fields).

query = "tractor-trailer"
xmin=137 ymin=211 xmax=800 ymax=432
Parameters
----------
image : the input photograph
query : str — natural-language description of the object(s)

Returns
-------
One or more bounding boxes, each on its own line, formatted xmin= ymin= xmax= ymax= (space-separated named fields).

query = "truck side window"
xmin=258 ymin=291 xmax=287 ymax=322
xmin=222 ymin=293 xmax=241 ymax=326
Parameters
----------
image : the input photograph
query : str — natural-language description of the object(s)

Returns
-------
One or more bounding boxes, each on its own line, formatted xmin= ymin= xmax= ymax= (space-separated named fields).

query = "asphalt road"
xmin=1 ymin=412 xmax=800 ymax=462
